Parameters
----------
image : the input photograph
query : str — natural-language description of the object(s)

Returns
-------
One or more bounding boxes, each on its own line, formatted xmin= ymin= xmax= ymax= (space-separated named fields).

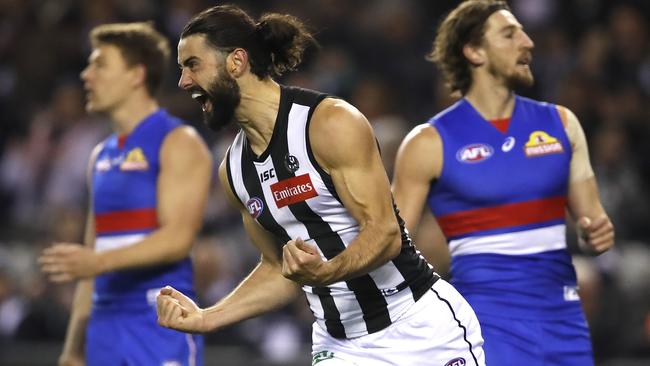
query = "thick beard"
xmin=203 ymin=71 xmax=241 ymax=131
xmin=507 ymin=70 xmax=534 ymax=89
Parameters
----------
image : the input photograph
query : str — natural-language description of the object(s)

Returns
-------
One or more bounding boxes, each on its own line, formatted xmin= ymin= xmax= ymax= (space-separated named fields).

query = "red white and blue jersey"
xmin=427 ymin=96 xmax=582 ymax=320
xmin=92 ymin=109 xmax=194 ymax=309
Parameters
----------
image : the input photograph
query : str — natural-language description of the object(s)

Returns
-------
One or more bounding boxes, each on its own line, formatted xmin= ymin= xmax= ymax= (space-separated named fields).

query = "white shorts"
xmin=311 ymin=279 xmax=485 ymax=366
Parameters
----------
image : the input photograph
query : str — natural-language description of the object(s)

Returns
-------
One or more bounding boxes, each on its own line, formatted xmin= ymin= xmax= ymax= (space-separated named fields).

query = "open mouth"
xmin=191 ymin=90 xmax=211 ymax=112
xmin=516 ymin=54 xmax=532 ymax=66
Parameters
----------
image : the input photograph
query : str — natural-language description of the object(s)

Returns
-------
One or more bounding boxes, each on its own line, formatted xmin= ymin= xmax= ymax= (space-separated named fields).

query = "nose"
xmin=521 ymin=30 xmax=534 ymax=50
xmin=178 ymin=69 xmax=193 ymax=90
xmin=80 ymin=65 xmax=91 ymax=82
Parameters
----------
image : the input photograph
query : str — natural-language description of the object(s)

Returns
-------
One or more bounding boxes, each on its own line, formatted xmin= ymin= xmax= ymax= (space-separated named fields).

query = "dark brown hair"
xmin=90 ymin=22 xmax=170 ymax=95
xmin=427 ymin=0 xmax=510 ymax=95
xmin=181 ymin=4 xmax=317 ymax=79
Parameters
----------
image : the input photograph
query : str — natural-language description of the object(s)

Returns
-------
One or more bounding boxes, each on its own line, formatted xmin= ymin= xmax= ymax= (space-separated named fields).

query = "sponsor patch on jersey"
xmin=270 ymin=173 xmax=318 ymax=208
xmin=524 ymin=131 xmax=564 ymax=157
xmin=456 ymin=143 xmax=494 ymax=163
xmin=246 ymin=197 xmax=264 ymax=219
xmin=120 ymin=147 xmax=149 ymax=171
xmin=445 ymin=357 xmax=466 ymax=366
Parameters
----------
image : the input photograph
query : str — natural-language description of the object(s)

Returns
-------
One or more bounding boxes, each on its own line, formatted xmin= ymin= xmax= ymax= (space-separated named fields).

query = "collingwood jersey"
xmin=225 ymin=86 xmax=437 ymax=338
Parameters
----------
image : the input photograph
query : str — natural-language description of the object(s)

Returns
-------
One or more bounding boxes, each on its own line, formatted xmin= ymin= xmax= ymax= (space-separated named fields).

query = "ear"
xmin=227 ymin=48 xmax=249 ymax=77
xmin=129 ymin=64 xmax=147 ymax=90
xmin=463 ymin=44 xmax=485 ymax=67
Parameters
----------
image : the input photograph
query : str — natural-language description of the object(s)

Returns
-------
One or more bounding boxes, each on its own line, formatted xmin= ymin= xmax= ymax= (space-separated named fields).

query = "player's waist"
xmin=448 ymin=224 xmax=566 ymax=256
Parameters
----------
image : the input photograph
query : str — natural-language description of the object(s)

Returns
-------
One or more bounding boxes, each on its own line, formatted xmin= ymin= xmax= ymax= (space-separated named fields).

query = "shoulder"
xmin=397 ymin=123 xmax=441 ymax=167
xmin=309 ymin=98 xmax=376 ymax=168
xmin=163 ymin=125 xmax=209 ymax=151
xmin=310 ymin=97 xmax=373 ymax=137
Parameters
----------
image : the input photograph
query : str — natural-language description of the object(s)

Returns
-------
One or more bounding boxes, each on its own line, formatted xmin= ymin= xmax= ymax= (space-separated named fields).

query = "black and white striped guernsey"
xmin=225 ymin=85 xmax=438 ymax=339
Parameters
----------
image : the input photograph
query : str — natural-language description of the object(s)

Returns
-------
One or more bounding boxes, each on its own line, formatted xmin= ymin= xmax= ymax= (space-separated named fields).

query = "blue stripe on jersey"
xmin=450 ymin=250 xmax=583 ymax=320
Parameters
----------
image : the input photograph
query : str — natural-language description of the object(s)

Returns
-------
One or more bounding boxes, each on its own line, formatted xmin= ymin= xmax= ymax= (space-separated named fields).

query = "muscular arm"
xmin=559 ymin=106 xmax=614 ymax=255
xmin=97 ymin=126 xmax=212 ymax=271
xmin=391 ymin=124 xmax=442 ymax=235
xmin=157 ymin=160 xmax=300 ymax=333
xmin=291 ymin=99 xmax=403 ymax=285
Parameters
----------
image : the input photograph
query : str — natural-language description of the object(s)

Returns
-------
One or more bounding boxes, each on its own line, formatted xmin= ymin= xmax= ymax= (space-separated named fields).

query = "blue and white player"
xmin=393 ymin=1 xmax=615 ymax=365
xmin=39 ymin=22 xmax=211 ymax=366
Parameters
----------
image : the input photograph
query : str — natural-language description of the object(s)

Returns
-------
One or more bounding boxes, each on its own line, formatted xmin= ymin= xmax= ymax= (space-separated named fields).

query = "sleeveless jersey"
xmin=427 ymin=96 xmax=582 ymax=320
xmin=225 ymin=86 xmax=436 ymax=339
xmin=92 ymin=109 xmax=194 ymax=309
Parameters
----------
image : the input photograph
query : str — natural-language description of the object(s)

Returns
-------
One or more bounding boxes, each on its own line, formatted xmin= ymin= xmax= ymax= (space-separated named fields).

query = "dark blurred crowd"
xmin=0 ymin=0 xmax=648 ymax=364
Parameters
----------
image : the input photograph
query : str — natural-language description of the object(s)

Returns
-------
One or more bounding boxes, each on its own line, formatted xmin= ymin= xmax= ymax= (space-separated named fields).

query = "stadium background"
xmin=0 ymin=0 xmax=648 ymax=365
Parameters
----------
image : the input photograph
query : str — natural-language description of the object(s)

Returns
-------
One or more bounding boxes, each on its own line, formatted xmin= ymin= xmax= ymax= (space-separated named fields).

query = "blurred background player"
xmin=156 ymin=5 xmax=484 ymax=366
xmin=38 ymin=22 xmax=211 ymax=365
xmin=392 ymin=1 xmax=614 ymax=365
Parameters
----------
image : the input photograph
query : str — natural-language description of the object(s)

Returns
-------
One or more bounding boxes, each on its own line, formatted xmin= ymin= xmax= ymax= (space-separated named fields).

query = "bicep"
xmin=558 ymin=105 xmax=594 ymax=184
xmin=311 ymin=102 xmax=394 ymax=227
xmin=392 ymin=124 xmax=440 ymax=234
xmin=157 ymin=127 xmax=213 ymax=229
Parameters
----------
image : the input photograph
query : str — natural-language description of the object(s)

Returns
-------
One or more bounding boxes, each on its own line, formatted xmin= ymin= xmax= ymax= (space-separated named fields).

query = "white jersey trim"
xmin=95 ymin=233 xmax=146 ymax=252
xmin=449 ymin=224 xmax=566 ymax=256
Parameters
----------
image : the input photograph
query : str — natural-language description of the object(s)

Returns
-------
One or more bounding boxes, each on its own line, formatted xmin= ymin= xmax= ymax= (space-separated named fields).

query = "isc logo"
xmin=444 ymin=357 xmax=466 ymax=366
xmin=456 ymin=143 xmax=493 ymax=163
xmin=259 ymin=168 xmax=275 ymax=182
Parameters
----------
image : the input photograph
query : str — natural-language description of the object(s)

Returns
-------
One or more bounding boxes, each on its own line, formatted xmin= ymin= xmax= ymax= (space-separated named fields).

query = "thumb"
xmin=295 ymin=238 xmax=317 ymax=254
xmin=578 ymin=217 xmax=592 ymax=232
xmin=159 ymin=286 xmax=174 ymax=296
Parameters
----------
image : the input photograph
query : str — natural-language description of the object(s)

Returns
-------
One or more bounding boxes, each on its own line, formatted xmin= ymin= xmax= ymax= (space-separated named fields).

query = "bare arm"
xmin=391 ymin=124 xmax=442 ymax=235
xmin=282 ymin=99 xmax=403 ymax=286
xmin=58 ymin=146 xmax=99 ymax=366
xmin=40 ymin=126 xmax=212 ymax=281
xmin=156 ymin=159 xmax=300 ymax=333
xmin=559 ymin=106 xmax=615 ymax=255
xmin=97 ymin=126 xmax=212 ymax=270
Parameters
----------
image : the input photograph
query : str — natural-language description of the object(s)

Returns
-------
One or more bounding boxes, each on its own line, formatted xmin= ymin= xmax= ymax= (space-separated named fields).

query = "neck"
xmin=109 ymin=90 xmax=159 ymax=135
xmin=464 ymin=72 xmax=516 ymax=120
xmin=235 ymin=77 xmax=282 ymax=155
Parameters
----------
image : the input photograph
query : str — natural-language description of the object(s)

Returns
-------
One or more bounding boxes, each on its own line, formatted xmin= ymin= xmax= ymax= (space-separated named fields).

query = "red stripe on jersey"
xmin=96 ymin=208 xmax=158 ymax=234
xmin=437 ymin=196 xmax=566 ymax=238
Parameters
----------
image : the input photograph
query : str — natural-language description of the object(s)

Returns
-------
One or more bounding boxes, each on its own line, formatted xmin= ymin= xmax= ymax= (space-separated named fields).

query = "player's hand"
xmin=39 ymin=243 xmax=99 ymax=283
xmin=58 ymin=352 xmax=84 ymax=366
xmin=157 ymin=286 xmax=206 ymax=333
xmin=577 ymin=215 xmax=615 ymax=255
xmin=282 ymin=238 xmax=330 ymax=286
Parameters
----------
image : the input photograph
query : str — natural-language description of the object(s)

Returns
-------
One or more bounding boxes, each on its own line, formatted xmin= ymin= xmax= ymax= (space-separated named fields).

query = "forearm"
xmin=62 ymin=279 xmax=93 ymax=356
xmin=325 ymin=222 xmax=400 ymax=284
xmin=97 ymin=225 xmax=195 ymax=273
xmin=203 ymin=261 xmax=300 ymax=331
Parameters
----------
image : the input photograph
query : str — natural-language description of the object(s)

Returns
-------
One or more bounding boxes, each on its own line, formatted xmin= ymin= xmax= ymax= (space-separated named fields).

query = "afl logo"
xmin=456 ymin=143 xmax=493 ymax=163
xmin=445 ymin=357 xmax=466 ymax=366
xmin=285 ymin=154 xmax=299 ymax=173
xmin=246 ymin=197 xmax=264 ymax=219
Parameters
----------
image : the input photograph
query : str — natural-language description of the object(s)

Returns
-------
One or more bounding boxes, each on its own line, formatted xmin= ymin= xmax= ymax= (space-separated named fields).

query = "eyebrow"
xmin=178 ymin=56 xmax=199 ymax=68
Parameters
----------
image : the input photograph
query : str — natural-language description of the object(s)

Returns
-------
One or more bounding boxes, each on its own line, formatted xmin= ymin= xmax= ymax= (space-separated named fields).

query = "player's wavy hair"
xmin=427 ymin=0 xmax=510 ymax=95
xmin=90 ymin=22 xmax=170 ymax=96
xmin=181 ymin=4 xmax=318 ymax=80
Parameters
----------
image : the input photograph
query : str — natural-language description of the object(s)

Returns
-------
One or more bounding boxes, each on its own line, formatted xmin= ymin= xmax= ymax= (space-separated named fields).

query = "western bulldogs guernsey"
xmin=225 ymin=86 xmax=436 ymax=339
xmin=427 ymin=96 xmax=583 ymax=320
xmin=92 ymin=109 xmax=194 ymax=308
